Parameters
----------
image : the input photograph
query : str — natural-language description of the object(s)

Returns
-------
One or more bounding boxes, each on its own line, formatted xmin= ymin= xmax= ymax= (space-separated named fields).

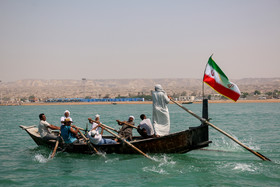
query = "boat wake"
xmin=33 ymin=154 xmax=48 ymax=163
xmin=105 ymin=158 xmax=120 ymax=164
xmin=220 ymin=162 xmax=258 ymax=173
xmin=142 ymin=154 xmax=176 ymax=174
xmin=142 ymin=165 xmax=167 ymax=174
xmin=96 ymin=151 xmax=107 ymax=159
xmin=233 ymin=163 xmax=257 ymax=172
xmin=211 ymin=133 xmax=261 ymax=152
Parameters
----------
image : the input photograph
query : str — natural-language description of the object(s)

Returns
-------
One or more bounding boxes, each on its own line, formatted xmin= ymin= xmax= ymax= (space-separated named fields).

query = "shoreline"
xmin=1 ymin=99 xmax=279 ymax=106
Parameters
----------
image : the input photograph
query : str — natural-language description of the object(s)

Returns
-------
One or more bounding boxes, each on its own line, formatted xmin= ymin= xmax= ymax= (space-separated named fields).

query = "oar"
xmin=116 ymin=120 xmax=138 ymax=129
xmin=89 ymin=118 xmax=121 ymax=132
xmin=50 ymin=133 xmax=60 ymax=159
xmin=170 ymin=98 xmax=271 ymax=161
xmin=77 ymin=129 xmax=99 ymax=154
xmin=97 ymin=122 xmax=152 ymax=160
xmin=91 ymin=120 xmax=119 ymax=132
xmin=69 ymin=125 xmax=86 ymax=131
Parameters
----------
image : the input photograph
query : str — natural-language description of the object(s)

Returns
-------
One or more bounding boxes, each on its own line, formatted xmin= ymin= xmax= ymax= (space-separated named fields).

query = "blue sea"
xmin=0 ymin=102 xmax=280 ymax=186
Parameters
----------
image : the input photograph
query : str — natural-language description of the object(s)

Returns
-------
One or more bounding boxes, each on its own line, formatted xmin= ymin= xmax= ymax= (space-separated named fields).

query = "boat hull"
xmin=20 ymin=125 xmax=211 ymax=154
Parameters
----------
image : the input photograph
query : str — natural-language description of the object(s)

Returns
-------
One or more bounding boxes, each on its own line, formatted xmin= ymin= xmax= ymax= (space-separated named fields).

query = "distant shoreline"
xmin=1 ymin=99 xmax=278 ymax=106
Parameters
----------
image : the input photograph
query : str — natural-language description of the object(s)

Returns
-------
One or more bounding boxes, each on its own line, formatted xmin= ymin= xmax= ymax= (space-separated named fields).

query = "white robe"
xmin=152 ymin=88 xmax=170 ymax=136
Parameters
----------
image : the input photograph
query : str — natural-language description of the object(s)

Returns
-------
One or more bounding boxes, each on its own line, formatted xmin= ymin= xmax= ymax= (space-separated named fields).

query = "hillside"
xmin=0 ymin=78 xmax=279 ymax=99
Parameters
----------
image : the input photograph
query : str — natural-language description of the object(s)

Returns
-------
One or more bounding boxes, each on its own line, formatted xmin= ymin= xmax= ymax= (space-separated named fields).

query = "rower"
xmin=88 ymin=114 xmax=101 ymax=132
xmin=60 ymin=118 xmax=79 ymax=144
xmin=137 ymin=114 xmax=155 ymax=138
xmin=115 ymin=116 xmax=135 ymax=142
xmin=60 ymin=110 xmax=72 ymax=126
xmin=38 ymin=113 xmax=60 ymax=141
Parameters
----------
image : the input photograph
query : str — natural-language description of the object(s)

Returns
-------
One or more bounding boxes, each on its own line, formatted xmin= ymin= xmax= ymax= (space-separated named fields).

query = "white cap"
xmin=95 ymin=114 xmax=100 ymax=118
xmin=129 ymin=116 xmax=135 ymax=120
xmin=64 ymin=110 xmax=70 ymax=115
xmin=90 ymin=130 xmax=97 ymax=137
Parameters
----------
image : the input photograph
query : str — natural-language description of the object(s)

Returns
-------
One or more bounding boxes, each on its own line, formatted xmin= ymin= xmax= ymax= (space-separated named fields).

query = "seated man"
xmin=88 ymin=127 xmax=117 ymax=145
xmin=115 ymin=116 xmax=135 ymax=142
xmin=60 ymin=118 xmax=79 ymax=144
xmin=60 ymin=110 xmax=72 ymax=126
xmin=137 ymin=114 xmax=155 ymax=138
xmin=38 ymin=113 xmax=60 ymax=141
xmin=88 ymin=114 xmax=101 ymax=132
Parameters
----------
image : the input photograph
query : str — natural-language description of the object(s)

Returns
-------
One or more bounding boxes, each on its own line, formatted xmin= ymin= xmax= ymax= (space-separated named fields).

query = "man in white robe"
xmin=152 ymin=84 xmax=170 ymax=136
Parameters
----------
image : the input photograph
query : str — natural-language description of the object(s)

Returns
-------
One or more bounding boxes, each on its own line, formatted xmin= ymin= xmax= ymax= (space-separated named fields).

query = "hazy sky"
xmin=0 ymin=0 xmax=279 ymax=82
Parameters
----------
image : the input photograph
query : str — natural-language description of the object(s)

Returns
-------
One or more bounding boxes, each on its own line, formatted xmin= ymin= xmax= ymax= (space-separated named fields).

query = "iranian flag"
xmin=203 ymin=56 xmax=241 ymax=102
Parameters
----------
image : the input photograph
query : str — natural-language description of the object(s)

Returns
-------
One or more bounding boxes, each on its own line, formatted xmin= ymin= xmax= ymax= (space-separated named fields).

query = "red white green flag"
xmin=203 ymin=56 xmax=241 ymax=102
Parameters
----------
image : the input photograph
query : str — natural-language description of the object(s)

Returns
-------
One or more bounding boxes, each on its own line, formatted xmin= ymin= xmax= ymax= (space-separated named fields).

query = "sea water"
xmin=0 ymin=103 xmax=279 ymax=186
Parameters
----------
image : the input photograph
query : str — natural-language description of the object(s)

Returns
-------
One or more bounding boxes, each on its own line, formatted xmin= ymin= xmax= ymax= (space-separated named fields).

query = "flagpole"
xmin=202 ymin=56 xmax=210 ymax=99
xmin=202 ymin=63 xmax=206 ymax=99
xmin=202 ymin=77 xmax=205 ymax=99
xmin=203 ymin=54 xmax=214 ymax=99
xmin=202 ymin=56 xmax=211 ymax=122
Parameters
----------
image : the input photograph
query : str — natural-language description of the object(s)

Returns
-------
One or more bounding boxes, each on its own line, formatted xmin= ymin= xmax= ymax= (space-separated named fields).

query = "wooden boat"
xmin=20 ymin=124 xmax=211 ymax=154
xmin=20 ymin=99 xmax=211 ymax=155
xmin=182 ymin=101 xmax=193 ymax=104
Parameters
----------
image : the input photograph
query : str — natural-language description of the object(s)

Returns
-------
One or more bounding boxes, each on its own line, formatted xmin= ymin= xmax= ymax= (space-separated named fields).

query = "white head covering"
xmin=129 ymin=116 xmax=135 ymax=120
xmin=155 ymin=84 xmax=165 ymax=92
xmin=64 ymin=110 xmax=70 ymax=115
xmin=95 ymin=114 xmax=100 ymax=118
xmin=89 ymin=130 xmax=97 ymax=137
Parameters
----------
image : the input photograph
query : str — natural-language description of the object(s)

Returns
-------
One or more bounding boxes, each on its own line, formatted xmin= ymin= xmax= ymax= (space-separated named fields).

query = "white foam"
xmin=233 ymin=163 xmax=256 ymax=172
xmin=142 ymin=154 xmax=176 ymax=174
xmin=152 ymin=154 xmax=176 ymax=166
xmin=34 ymin=154 xmax=48 ymax=163
xmin=142 ymin=166 xmax=168 ymax=174
xmin=105 ymin=158 xmax=119 ymax=163
xmin=96 ymin=151 xmax=107 ymax=158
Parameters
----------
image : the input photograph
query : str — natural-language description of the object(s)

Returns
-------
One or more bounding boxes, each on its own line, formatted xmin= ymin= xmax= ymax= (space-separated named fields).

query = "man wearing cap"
xmin=88 ymin=114 xmax=101 ymax=133
xmin=88 ymin=127 xmax=117 ymax=145
xmin=60 ymin=110 xmax=72 ymax=126
xmin=38 ymin=113 xmax=60 ymax=141
xmin=60 ymin=118 xmax=79 ymax=144
xmin=115 ymin=116 xmax=135 ymax=142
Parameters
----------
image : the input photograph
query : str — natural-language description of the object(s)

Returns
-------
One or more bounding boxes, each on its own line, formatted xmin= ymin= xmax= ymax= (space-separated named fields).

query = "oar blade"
xmin=256 ymin=151 xmax=271 ymax=161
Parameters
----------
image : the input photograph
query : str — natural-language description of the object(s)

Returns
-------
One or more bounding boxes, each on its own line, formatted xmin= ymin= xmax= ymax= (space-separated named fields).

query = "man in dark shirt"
xmin=115 ymin=116 xmax=135 ymax=142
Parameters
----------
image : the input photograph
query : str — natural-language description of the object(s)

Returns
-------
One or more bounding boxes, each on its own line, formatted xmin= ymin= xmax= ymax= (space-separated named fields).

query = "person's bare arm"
xmin=70 ymin=125 xmax=79 ymax=137
xmin=116 ymin=120 xmax=124 ymax=125
xmin=49 ymin=124 xmax=60 ymax=130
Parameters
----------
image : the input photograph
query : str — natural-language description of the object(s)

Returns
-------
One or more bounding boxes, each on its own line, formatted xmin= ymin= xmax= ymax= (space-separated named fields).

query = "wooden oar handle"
xmin=70 ymin=125 xmax=85 ymax=131
xmin=91 ymin=120 xmax=119 ymax=132
xmin=116 ymin=120 xmax=137 ymax=129
xmin=50 ymin=133 xmax=60 ymax=159
xmin=170 ymin=97 xmax=271 ymax=161
xmin=78 ymin=129 xmax=99 ymax=154
xmin=78 ymin=129 xmax=88 ymax=140
xmin=98 ymin=123 xmax=152 ymax=160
